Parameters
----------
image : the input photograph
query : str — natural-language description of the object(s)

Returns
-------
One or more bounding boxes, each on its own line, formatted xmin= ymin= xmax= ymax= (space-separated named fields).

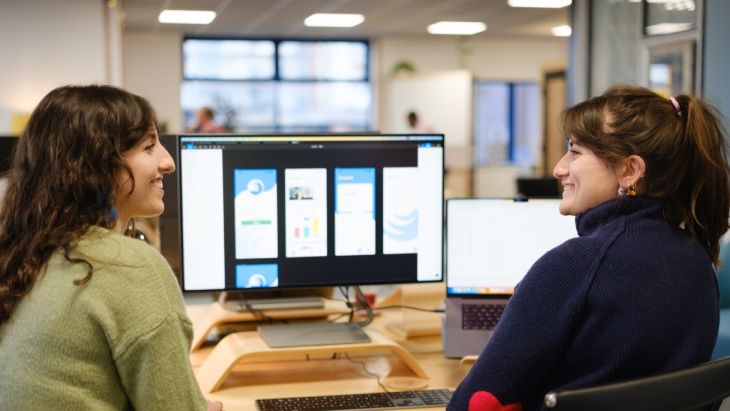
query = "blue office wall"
xmin=703 ymin=0 xmax=730 ymax=125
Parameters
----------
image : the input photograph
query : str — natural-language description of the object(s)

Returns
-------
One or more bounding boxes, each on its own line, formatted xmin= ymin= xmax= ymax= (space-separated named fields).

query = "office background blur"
xmin=0 ymin=0 xmax=728 ymax=198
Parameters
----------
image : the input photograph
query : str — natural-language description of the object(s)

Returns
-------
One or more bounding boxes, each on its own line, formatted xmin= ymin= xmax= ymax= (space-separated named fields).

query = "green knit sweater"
xmin=0 ymin=226 xmax=207 ymax=410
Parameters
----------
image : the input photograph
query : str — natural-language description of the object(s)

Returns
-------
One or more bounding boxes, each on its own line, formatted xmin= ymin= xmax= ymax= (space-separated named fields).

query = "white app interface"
xmin=285 ymin=168 xmax=328 ymax=257
xmin=334 ymin=167 xmax=375 ymax=256
xmin=234 ymin=168 xmax=279 ymax=259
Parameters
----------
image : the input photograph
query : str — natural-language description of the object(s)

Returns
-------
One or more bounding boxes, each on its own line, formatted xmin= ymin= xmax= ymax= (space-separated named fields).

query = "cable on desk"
xmin=377 ymin=305 xmax=445 ymax=313
xmin=340 ymin=352 xmax=390 ymax=394
xmin=328 ymin=312 xmax=350 ymax=323
xmin=239 ymin=294 xmax=279 ymax=324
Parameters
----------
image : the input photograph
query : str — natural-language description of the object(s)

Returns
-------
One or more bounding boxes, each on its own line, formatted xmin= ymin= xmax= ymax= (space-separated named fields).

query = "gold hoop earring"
xmin=618 ymin=184 xmax=637 ymax=197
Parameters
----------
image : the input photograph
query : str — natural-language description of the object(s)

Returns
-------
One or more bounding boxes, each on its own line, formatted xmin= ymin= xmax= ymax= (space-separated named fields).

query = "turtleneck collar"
xmin=574 ymin=196 xmax=666 ymax=236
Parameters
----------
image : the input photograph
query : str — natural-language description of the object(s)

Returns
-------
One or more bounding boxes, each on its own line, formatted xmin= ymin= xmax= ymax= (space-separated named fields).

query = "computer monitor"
xmin=158 ymin=134 xmax=181 ymax=275
xmin=177 ymin=134 xmax=444 ymax=297
xmin=516 ymin=177 xmax=562 ymax=199
xmin=0 ymin=136 xmax=18 ymax=173
xmin=0 ymin=137 xmax=18 ymax=199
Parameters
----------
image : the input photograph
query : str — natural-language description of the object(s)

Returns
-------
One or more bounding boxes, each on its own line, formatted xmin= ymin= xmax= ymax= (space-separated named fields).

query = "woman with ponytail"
xmin=0 ymin=85 xmax=221 ymax=410
xmin=450 ymin=85 xmax=729 ymax=411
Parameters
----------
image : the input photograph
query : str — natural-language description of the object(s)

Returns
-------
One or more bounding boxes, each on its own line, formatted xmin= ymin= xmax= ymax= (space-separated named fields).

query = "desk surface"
xmin=187 ymin=303 xmax=468 ymax=411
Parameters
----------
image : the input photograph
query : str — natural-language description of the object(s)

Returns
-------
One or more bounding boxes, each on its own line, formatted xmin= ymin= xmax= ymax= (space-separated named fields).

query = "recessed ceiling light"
xmin=551 ymin=25 xmax=572 ymax=37
xmin=158 ymin=10 xmax=216 ymax=24
xmin=427 ymin=21 xmax=487 ymax=36
xmin=508 ymin=0 xmax=572 ymax=8
xmin=304 ymin=13 xmax=365 ymax=28
xmin=645 ymin=22 xmax=694 ymax=35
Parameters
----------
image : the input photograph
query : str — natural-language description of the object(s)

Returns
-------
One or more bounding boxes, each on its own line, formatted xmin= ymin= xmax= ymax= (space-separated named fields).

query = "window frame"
xmin=181 ymin=36 xmax=372 ymax=132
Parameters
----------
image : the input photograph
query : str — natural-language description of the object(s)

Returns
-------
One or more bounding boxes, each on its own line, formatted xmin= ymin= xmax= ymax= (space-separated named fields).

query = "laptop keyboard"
xmin=255 ymin=389 xmax=453 ymax=410
xmin=462 ymin=303 xmax=505 ymax=330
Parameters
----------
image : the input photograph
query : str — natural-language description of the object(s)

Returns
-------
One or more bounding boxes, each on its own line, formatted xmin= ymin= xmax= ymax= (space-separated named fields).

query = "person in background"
xmin=407 ymin=110 xmax=434 ymax=133
xmin=187 ymin=106 xmax=225 ymax=133
xmin=448 ymin=85 xmax=729 ymax=411
xmin=0 ymin=85 xmax=222 ymax=411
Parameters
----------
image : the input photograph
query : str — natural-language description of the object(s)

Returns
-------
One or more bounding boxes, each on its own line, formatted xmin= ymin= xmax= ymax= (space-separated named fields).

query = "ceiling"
xmin=123 ymin=0 xmax=571 ymax=38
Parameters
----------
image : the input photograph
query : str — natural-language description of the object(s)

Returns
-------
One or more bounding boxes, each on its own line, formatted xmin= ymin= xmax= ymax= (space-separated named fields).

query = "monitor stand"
xmin=194 ymin=286 xmax=429 ymax=393
xmin=257 ymin=286 xmax=375 ymax=347
xmin=257 ymin=322 xmax=371 ymax=347
xmin=190 ymin=287 xmax=344 ymax=350
xmin=197 ymin=328 xmax=429 ymax=393
xmin=219 ymin=292 xmax=325 ymax=311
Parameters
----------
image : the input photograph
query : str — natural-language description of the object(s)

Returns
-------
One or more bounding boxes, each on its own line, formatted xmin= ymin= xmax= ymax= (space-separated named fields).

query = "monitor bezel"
xmin=176 ymin=133 xmax=446 ymax=293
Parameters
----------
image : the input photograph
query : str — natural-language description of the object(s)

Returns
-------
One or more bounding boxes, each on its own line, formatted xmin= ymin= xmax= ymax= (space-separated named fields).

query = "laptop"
xmin=443 ymin=198 xmax=576 ymax=358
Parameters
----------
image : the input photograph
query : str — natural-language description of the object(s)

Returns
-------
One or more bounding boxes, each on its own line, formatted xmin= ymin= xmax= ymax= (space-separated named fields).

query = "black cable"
xmin=341 ymin=352 xmax=390 ymax=393
xmin=353 ymin=286 xmax=375 ymax=327
xmin=377 ymin=304 xmax=445 ymax=313
xmin=239 ymin=293 xmax=277 ymax=324
xmin=328 ymin=312 xmax=350 ymax=323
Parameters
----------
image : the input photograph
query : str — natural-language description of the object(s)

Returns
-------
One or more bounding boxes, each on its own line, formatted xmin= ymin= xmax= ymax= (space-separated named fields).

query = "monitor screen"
xmin=516 ymin=177 xmax=562 ymax=199
xmin=178 ymin=134 xmax=444 ymax=292
xmin=446 ymin=198 xmax=576 ymax=296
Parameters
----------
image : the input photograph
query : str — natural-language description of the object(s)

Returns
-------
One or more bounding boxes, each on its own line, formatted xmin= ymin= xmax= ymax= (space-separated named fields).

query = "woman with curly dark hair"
xmin=0 ymin=85 xmax=220 ymax=410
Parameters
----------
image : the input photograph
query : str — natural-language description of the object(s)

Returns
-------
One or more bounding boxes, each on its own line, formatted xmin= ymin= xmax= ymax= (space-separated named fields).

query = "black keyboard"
xmin=255 ymin=388 xmax=453 ymax=410
xmin=462 ymin=303 xmax=505 ymax=330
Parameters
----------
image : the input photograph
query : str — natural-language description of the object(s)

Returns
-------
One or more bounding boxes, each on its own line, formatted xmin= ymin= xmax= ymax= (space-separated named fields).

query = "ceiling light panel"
xmin=427 ymin=21 xmax=487 ymax=35
xmin=551 ymin=24 xmax=572 ymax=36
xmin=158 ymin=10 xmax=217 ymax=24
xmin=304 ymin=13 xmax=365 ymax=28
xmin=508 ymin=0 xmax=572 ymax=8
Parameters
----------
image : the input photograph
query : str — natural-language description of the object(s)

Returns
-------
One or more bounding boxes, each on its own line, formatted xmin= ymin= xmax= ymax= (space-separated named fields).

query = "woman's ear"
xmin=618 ymin=155 xmax=646 ymax=187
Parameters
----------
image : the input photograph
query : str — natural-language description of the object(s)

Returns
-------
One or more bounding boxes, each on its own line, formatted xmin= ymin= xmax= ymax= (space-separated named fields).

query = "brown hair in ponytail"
xmin=562 ymin=85 xmax=730 ymax=265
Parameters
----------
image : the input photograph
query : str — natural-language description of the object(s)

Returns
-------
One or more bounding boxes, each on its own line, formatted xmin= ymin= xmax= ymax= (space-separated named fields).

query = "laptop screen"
xmin=446 ymin=198 xmax=577 ymax=296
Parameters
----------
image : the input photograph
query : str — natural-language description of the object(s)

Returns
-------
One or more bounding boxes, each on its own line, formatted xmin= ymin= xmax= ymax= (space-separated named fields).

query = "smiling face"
xmin=114 ymin=127 xmax=175 ymax=223
xmin=553 ymin=138 xmax=622 ymax=216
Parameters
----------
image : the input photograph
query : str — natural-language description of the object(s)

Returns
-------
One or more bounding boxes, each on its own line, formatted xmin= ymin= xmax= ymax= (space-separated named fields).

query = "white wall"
xmin=0 ymin=0 xmax=112 ymax=133
xmin=374 ymin=35 xmax=567 ymax=196
xmin=123 ymin=31 xmax=184 ymax=133
xmin=375 ymin=35 xmax=567 ymax=84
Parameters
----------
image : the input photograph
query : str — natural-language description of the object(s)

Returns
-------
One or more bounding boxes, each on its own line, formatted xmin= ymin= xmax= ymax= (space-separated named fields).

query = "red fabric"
xmin=468 ymin=391 xmax=523 ymax=411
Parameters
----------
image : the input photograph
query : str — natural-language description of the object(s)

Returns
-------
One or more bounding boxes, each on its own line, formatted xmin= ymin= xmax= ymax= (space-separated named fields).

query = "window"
xmin=181 ymin=38 xmax=372 ymax=132
xmin=473 ymin=81 xmax=540 ymax=168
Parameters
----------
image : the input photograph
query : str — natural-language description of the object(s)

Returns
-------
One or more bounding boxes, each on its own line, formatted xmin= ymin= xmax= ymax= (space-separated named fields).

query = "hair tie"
xmin=669 ymin=96 xmax=682 ymax=116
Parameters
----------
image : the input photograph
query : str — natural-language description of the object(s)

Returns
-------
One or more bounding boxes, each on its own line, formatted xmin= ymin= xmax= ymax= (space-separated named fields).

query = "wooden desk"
xmin=187 ymin=304 xmax=469 ymax=410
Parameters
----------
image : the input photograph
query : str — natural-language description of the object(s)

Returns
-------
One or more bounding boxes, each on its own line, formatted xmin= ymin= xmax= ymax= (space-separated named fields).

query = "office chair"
xmin=543 ymin=356 xmax=730 ymax=411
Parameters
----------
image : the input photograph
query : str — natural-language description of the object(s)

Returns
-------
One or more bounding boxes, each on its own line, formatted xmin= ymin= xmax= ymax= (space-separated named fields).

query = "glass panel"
xmin=645 ymin=0 xmax=697 ymax=35
xmin=279 ymin=41 xmax=368 ymax=80
xmin=183 ymin=39 xmax=275 ymax=80
xmin=180 ymin=81 xmax=276 ymax=131
xmin=473 ymin=82 xmax=510 ymax=166
xmin=647 ymin=41 xmax=695 ymax=95
xmin=511 ymin=84 xmax=541 ymax=167
xmin=277 ymin=82 xmax=371 ymax=131
xmin=590 ymin=0 xmax=642 ymax=96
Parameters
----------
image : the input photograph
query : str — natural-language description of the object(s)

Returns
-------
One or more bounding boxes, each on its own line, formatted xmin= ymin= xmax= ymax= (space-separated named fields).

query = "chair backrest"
xmin=544 ymin=357 xmax=730 ymax=411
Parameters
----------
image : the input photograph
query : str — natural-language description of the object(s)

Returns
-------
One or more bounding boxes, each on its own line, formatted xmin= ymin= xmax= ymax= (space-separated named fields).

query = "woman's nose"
xmin=553 ymin=153 xmax=568 ymax=179
xmin=159 ymin=146 xmax=176 ymax=174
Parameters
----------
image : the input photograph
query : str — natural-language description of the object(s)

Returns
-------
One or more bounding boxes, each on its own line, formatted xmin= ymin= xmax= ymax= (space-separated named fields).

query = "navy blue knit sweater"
xmin=447 ymin=196 xmax=719 ymax=411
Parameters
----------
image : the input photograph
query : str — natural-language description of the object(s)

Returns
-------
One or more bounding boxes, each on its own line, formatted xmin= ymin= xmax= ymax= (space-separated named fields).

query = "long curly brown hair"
xmin=562 ymin=85 xmax=730 ymax=265
xmin=0 ymin=85 xmax=158 ymax=325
